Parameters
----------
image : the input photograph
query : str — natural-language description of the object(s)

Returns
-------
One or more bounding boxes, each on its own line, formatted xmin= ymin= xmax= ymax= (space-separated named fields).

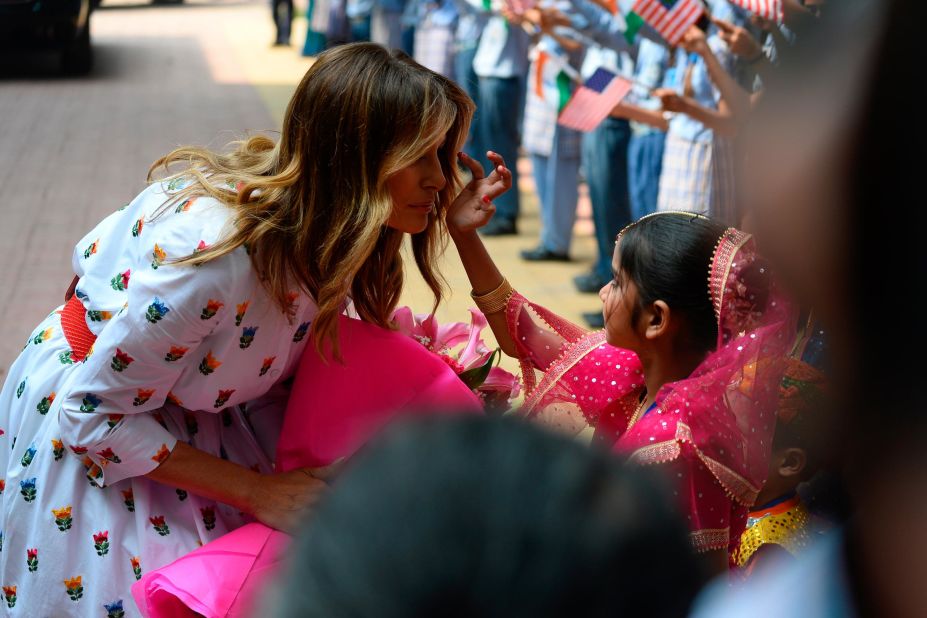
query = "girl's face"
xmin=385 ymin=140 xmax=447 ymax=234
xmin=598 ymin=246 xmax=646 ymax=352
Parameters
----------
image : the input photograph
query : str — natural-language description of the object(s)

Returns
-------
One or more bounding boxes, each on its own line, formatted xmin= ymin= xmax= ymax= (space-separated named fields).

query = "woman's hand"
xmin=447 ymin=151 xmax=512 ymax=235
xmin=247 ymin=468 xmax=330 ymax=535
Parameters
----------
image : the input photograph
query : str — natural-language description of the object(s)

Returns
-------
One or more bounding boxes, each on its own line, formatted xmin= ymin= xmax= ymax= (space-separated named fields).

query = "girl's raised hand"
xmin=448 ymin=151 xmax=512 ymax=234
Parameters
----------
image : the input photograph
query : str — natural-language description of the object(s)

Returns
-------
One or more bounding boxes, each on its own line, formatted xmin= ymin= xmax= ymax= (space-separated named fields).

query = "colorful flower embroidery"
xmin=166 ymin=391 xmax=183 ymax=407
xmin=20 ymin=478 xmax=36 ymax=502
xmin=146 ymin=298 xmax=170 ymax=324
xmin=130 ymin=556 xmax=142 ymax=580
xmin=107 ymin=414 xmax=123 ymax=428
xmin=167 ymin=176 xmax=186 ymax=191
xmin=292 ymin=321 xmax=311 ymax=343
xmin=198 ymin=351 xmax=222 ymax=375
xmin=239 ymin=326 xmax=258 ymax=349
xmin=0 ymin=479 xmax=5 ymax=495
xmin=122 ymin=489 xmax=135 ymax=512
xmin=132 ymin=388 xmax=155 ymax=407
xmin=52 ymin=506 xmax=73 ymax=531
xmin=83 ymin=458 xmax=103 ymax=484
xmin=110 ymin=269 xmax=131 ymax=291
xmin=259 ymin=356 xmax=276 ymax=377
xmin=131 ymin=217 xmax=144 ymax=238
xmin=69 ymin=445 xmax=88 ymax=455
xmin=64 ymin=576 xmax=83 ymax=601
xmin=175 ymin=197 xmax=196 ymax=213
xmin=164 ymin=345 xmax=189 ymax=362
xmin=59 ymin=350 xmax=75 ymax=365
xmin=149 ymin=515 xmax=170 ymax=536
xmin=80 ymin=393 xmax=102 ymax=413
xmin=110 ymin=349 xmax=134 ymax=372
xmin=83 ymin=239 xmax=99 ymax=259
xmin=104 ymin=600 xmax=125 ymax=618
xmin=214 ymin=389 xmax=235 ymax=409
xmin=193 ymin=240 xmax=209 ymax=257
xmin=151 ymin=243 xmax=167 ymax=269
xmin=36 ymin=391 xmax=56 ymax=415
xmin=16 ymin=378 xmax=26 ymax=398
xmin=26 ymin=548 xmax=38 ymax=572
xmin=200 ymin=299 xmax=223 ymax=320
xmin=52 ymin=439 xmax=64 ymax=461
xmin=284 ymin=291 xmax=300 ymax=318
xmin=96 ymin=448 xmax=121 ymax=464
xmin=93 ymin=531 xmax=110 ymax=556
xmin=3 ymin=585 xmax=16 ymax=608
xmin=176 ymin=489 xmax=188 ymax=501
xmin=184 ymin=411 xmax=198 ymax=436
xmin=20 ymin=443 xmax=36 ymax=467
xmin=87 ymin=309 xmax=113 ymax=322
xmin=235 ymin=301 xmax=250 ymax=326
xmin=200 ymin=506 xmax=216 ymax=531
xmin=151 ymin=444 xmax=171 ymax=464
xmin=32 ymin=327 xmax=53 ymax=345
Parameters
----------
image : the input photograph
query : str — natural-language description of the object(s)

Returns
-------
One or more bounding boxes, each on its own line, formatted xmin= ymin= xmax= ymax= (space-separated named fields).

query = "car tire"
xmin=61 ymin=25 xmax=93 ymax=75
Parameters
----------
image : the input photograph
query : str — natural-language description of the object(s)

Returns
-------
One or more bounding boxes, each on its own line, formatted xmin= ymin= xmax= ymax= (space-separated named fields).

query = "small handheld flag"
xmin=557 ymin=68 xmax=633 ymax=133
xmin=727 ymin=0 xmax=782 ymax=23
xmin=631 ymin=0 xmax=704 ymax=45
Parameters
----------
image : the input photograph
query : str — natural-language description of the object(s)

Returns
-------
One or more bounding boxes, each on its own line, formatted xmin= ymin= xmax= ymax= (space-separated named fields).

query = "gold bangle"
xmin=470 ymin=278 xmax=515 ymax=315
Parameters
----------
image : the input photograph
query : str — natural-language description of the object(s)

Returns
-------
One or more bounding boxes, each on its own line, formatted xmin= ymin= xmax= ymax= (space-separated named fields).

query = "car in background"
xmin=0 ymin=0 xmax=93 ymax=74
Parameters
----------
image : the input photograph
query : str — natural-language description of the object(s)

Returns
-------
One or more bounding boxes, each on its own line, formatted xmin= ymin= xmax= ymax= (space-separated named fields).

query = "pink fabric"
xmin=133 ymin=316 xmax=482 ymax=617
xmin=508 ymin=229 xmax=795 ymax=559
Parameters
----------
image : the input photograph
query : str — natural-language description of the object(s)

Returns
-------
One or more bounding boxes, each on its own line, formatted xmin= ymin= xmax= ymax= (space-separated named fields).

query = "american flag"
xmin=631 ymin=0 xmax=704 ymax=45
xmin=727 ymin=0 xmax=782 ymax=22
xmin=557 ymin=68 xmax=633 ymax=133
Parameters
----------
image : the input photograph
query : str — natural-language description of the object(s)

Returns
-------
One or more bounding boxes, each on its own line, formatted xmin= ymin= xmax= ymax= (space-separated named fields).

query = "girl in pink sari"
xmin=447 ymin=174 xmax=795 ymax=571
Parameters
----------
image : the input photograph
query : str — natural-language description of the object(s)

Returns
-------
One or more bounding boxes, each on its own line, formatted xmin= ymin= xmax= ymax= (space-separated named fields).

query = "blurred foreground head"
xmin=746 ymin=0 xmax=923 ymax=453
xmin=273 ymin=416 xmax=705 ymax=618
xmin=746 ymin=1 xmax=927 ymax=614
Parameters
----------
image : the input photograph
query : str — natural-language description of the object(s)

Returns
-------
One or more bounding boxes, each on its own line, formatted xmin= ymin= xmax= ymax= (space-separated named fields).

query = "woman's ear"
xmin=644 ymin=300 xmax=671 ymax=341
xmin=778 ymin=448 xmax=807 ymax=479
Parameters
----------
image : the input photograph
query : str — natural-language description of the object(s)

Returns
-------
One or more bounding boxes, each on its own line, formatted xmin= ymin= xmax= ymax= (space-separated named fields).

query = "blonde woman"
xmin=0 ymin=43 xmax=510 ymax=616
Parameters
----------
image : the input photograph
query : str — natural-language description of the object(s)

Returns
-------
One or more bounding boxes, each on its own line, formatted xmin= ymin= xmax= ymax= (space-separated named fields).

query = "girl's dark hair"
xmin=275 ymin=415 xmax=706 ymax=618
xmin=618 ymin=213 xmax=727 ymax=353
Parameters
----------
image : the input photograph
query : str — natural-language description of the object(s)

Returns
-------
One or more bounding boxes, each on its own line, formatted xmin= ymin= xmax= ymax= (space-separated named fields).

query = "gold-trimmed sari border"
xmin=521 ymin=329 xmax=608 ymax=415
xmin=626 ymin=422 xmax=761 ymax=507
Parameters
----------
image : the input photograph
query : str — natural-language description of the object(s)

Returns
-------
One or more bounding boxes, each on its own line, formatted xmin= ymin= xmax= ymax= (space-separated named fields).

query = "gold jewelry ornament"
xmin=471 ymin=277 xmax=515 ymax=315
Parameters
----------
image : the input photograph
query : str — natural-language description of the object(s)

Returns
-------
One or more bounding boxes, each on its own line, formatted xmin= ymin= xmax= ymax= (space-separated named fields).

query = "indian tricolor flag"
xmin=534 ymin=51 xmax=575 ymax=113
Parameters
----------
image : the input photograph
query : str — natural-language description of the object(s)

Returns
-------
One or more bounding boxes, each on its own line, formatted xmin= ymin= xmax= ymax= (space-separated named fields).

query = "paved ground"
xmin=0 ymin=0 xmax=599 ymax=379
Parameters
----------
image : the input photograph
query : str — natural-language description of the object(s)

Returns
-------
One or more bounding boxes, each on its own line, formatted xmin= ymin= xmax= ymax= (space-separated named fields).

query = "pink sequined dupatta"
xmin=506 ymin=229 xmax=795 ymax=554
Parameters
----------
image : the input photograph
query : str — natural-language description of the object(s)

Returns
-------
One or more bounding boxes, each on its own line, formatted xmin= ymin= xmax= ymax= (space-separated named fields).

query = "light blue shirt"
xmin=347 ymin=0 xmax=375 ymax=19
xmin=472 ymin=12 xmax=531 ymax=79
xmin=627 ymin=38 xmax=671 ymax=136
xmin=452 ymin=0 xmax=490 ymax=51
xmin=665 ymin=0 xmax=742 ymax=143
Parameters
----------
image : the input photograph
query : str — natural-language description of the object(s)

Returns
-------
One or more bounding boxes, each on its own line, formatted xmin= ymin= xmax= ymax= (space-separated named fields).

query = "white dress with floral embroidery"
xmin=0 ymin=179 xmax=318 ymax=616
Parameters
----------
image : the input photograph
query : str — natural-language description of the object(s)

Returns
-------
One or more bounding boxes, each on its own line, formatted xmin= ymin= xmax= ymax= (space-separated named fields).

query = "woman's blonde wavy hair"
xmin=148 ymin=43 xmax=474 ymax=358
